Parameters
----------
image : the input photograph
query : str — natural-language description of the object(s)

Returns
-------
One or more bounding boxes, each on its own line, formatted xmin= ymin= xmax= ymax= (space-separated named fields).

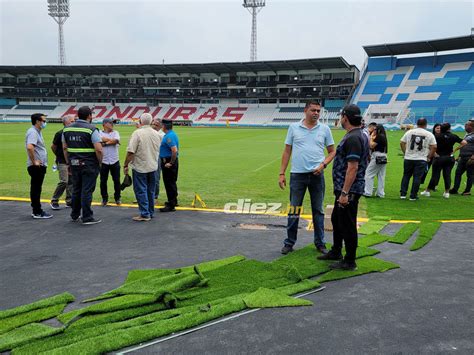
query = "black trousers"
xmin=452 ymin=156 xmax=474 ymax=193
xmin=71 ymin=164 xmax=99 ymax=222
xmin=400 ymin=159 xmax=427 ymax=199
xmin=161 ymin=158 xmax=179 ymax=207
xmin=27 ymin=165 xmax=47 ymax=215
xmin=100 ymin=161 xmax=121 ymax=202
xmin=427 ymin=155 xmax=455 ymax=191
xmin=331 ymin=191 xmax=361 ymax=262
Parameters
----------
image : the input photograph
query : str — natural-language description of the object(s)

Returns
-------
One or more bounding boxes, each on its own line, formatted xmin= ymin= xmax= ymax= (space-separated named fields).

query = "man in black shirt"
xmin=50 ymin=114 xmax=75 ymax=209
xmin=450 ymin=120 xmax=474 ymax=196
xmin=421 ymin=123 xmax=463 ymax=198
xmin=318 ymin=104 xmax=369 ymax=270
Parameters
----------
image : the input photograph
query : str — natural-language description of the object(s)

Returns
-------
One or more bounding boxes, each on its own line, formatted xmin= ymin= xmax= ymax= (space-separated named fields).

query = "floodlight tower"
xmin=48 ymin=0 xmax=70 ymax=65
xmin=242 ymin=0 xmax=265 ymax=62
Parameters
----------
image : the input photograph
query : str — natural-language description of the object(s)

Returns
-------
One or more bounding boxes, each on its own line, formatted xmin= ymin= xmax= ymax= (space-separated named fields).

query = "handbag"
xmin=375 ymin=156 xmax=387 ymax=165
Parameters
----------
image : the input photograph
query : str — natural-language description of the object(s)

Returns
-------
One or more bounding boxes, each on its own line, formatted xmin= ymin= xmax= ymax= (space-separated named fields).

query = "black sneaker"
xmin=115 ymin=199 xmax=122 ymax=205
xmin=329 ymin=260 xmax=357 ymax=271
xmin=101 ymin=199 xmax=108 ymax=207
xmin=449 ymin=189 xmax=458 ymax=195
xmin=82 ymin=218 xmax=102 ymax=225
xmin=281 ymin=245 xmax=294 ymax=255
xmin=159 ymin=206 xmax=176 ymax=212
xmin=50 ymin=202 xmax=61 ymax=210
xmin=31 ymin=211 xmax=53 ymax=219
xmin=317 ymin=250 xmax=343 ymax=260
xmin=71 ymin=216 xmax=81 ymax=222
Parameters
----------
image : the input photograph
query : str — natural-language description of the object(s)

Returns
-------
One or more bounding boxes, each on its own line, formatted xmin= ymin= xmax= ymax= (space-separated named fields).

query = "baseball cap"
xmin=77 ymin=106 xmax=92 ymax=120
xmin=103 ymin=118 xmax=117 ymax=124
xmin=120 ymin=173 xmax=132 ymax=190
xmin=341 ymin=104 xmax=362 ymax=119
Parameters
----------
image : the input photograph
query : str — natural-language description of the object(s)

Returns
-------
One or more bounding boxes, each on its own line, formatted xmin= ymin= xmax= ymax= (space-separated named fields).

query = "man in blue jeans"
xmin=279 ymin=101 xmax=336 ymax=255
xmin=123 ymin=113 xmax=162 ymax=221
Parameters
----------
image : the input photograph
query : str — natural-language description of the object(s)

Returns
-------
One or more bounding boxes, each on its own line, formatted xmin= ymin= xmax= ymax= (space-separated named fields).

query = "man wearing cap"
xmin=123 ymin=113 xmax=162 ymax=221
xmin=279 ymin=100 xmax=336 ymax=255
xmin=50 ymin=114 xmax=75 ymax=210
xmin=318 ymin=104 xmax=369 ymax=271
xmin=26 ymin=113 xmax=52 ymax=219
xmin=63 ymin=106 xmax=103 ymax=225
xmin=399 ymin=118 xmax=437 ymax=200
xmin=159 ymin=119 xmax=180 ymax=212
xmin=99 ymin=118 xmax=121 ymax=206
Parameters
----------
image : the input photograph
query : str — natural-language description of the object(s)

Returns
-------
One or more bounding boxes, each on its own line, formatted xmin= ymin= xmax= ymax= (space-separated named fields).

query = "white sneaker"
xmin=443 ymin=192 xmax=450 ymax=199
xmin=420 ymin=191 xmax=430 ymax=197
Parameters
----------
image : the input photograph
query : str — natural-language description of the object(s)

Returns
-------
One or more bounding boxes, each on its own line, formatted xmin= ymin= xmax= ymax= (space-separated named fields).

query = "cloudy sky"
xmin=0 ymin=0 xmax=472 ymax=69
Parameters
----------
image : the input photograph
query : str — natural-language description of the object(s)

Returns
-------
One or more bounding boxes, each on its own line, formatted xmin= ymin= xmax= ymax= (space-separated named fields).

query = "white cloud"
xmin=0 ymin=0 xmax=472 ymax=68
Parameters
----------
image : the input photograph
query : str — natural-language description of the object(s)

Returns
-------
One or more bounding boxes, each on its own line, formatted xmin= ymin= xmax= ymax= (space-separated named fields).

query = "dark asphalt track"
xmin=1 ymin=201 xmax=473 ymax=354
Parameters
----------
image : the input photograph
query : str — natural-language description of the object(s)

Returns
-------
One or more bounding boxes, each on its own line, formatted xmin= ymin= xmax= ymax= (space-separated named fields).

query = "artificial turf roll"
xmin=272 ymin=244 xmax=380 ymax=279
xmin=316 ymin=256 xmax=399 ymax=283
xmin=358 ymin=233 xmax=390 ymax=247
xmin=16 ymin=297 xmax=249 ymax=355
xmin=0 ymin=292 xmax=74 ymax=320
xmin=357 ymin=216 xmax=390 ymax=235
xmin=0 ymin=304 xmax=67 ymax=335
xmin=124 ymin=255 xmax=246 ymax=284
xmin=388 ymin=223 xmax=419 ymax=244
xmin=57 ymin=294 xmax=160 ymax=325
xmin=275 ymin=279 xmax=322 ymax=295
xmin=409 ymin=221 xmax=442 ymax=251
xmin=243 ymin=288 xmax=313 ymax=308
xmin=0 ymin=323 xmax=64 ymax=352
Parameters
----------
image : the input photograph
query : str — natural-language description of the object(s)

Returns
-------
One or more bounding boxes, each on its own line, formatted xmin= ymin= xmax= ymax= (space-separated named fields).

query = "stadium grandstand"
xmin=352 ymin=35 xmax=474 ymax=130
xmin=0 ymin=57 xmax=358 ymax=126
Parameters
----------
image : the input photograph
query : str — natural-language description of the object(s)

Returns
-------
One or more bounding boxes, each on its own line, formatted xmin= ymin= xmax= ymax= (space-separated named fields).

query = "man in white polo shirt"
xmin=279 ymin=100 xmax=336 ymax=255
xmin=99 ymin=118 xmax=121 ymax=206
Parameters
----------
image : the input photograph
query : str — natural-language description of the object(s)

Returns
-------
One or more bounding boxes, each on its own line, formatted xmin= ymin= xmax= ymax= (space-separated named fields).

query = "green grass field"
xmin=0 ymin=123 xmax=472 ymax=220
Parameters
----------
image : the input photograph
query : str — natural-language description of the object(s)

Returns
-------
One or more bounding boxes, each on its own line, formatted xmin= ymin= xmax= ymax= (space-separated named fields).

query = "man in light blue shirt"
xmin=279 ymin=101 xmax=336 ymax=254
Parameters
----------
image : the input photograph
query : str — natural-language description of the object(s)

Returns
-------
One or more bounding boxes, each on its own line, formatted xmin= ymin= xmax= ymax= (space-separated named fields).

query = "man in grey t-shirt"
xmin=25 ymin=113 xmax=52 ymax=219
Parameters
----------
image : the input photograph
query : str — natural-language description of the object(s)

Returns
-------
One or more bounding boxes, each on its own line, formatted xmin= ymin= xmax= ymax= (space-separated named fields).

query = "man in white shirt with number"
xmin=400 ymin=118 xmax=437 ymax=201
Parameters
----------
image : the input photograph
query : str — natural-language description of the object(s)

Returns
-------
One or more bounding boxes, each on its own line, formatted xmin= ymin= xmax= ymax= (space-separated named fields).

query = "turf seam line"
xmin=116 ymin=286 xmax=325 ymax=354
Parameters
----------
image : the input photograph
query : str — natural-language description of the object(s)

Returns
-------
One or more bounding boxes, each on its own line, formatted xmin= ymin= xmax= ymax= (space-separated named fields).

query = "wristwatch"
xmin=341 ymin=190 xmax=349 ymax=197
xmin=322 ymin=162 xmax=327 ymax=169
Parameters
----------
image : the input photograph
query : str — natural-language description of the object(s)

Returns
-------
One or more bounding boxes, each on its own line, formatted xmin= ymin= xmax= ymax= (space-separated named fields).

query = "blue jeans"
xmin=284 ymin=172 xmax=326 ymax=248
xmin=400 ymin=160 xmax=427 ymax=199
xmin=133 ymin=170 xmax=156 ymax=218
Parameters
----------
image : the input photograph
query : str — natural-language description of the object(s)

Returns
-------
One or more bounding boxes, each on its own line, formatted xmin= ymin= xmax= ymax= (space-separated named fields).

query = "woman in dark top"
xmin=421 ymin=123 xmax=441 ymax=185
xmin=421 ymin=123 xmax=463 ymax=198
xmin=364 ymin=124 xmax=388 ymax=197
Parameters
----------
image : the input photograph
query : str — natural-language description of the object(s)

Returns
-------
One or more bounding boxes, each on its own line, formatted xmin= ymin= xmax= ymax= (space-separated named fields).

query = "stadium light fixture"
xmin=47 ymin=0 xmax=70 ymax=65
xmin=242 ymin=0 xmax=266 ymax=62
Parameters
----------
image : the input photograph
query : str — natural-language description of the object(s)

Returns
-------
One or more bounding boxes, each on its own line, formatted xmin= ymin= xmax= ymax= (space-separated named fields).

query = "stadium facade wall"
xmin=352 ymin=52 xmax=474 ymax=131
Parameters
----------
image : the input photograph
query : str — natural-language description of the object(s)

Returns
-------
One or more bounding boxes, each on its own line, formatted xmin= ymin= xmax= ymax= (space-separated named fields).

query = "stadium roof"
xmin=0 ymin=57 xmax=355 ymax=76
xmin=363 ymin=35 xmax=474 ymax=57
